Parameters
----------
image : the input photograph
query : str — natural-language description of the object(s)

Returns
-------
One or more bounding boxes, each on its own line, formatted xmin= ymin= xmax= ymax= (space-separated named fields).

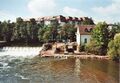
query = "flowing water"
xmin=0 ymin=47 xmax=119 ymax=83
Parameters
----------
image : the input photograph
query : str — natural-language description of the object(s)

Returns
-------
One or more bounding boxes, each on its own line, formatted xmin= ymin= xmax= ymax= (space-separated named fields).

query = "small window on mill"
xmin=84 ymin=38 xmax=87 ymax=43
xmin=90 ymin=28 xmax=93 ymax=32
xmin=85 ymin=28 xmax=88 ymax=32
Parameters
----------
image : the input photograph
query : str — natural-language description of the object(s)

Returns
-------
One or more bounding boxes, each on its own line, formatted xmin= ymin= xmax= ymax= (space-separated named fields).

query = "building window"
xmin=85 ymin=28 xmax=88 ymax=32
xmin=89 ymin=28 xmax=93 ymax=32
xmin=84 ymin=38 xmax=87 ymax=43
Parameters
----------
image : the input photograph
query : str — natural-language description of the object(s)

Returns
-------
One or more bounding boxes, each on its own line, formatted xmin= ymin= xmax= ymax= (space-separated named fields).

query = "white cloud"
xmin=92 ymin=0 xmax=120 ymax=23
xmin=92 ymin=4 xmax=120 ymax=15
xmin=0 ymin=10 xmax=16 ymax=22
xmin=112 ymin=0 xmax=120 ymax=3
xmin=63 ymin=6 xmax=87 ymax=17
xmin=28 ymin=0 xmax=56 ymax=16
xmin=94 ymin=16 xmax=117 ymax=24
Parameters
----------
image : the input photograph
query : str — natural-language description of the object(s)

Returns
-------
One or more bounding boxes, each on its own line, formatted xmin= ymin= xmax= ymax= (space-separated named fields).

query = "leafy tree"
xmin=108 ymin=33 xmax=120 ymax=60
xmin=115 ymin=22 xmax=120 ymax=33
xmin=29 ymin=18 xmax=39 ymax=42
xmin=48 ymin=24 xmax=58 ymax=41
xmin=1 ymin=20 xmax=14 ymax=42
xmin=86 ymin=22 xmax=120 ymax=56
xmin=60 ymin=23 xmax=76 ymax=42
xmin=85 ymin=40 xmax=100 ymax=54
xmin=13 ymin=17 xmax=24 ymax=41
xmin=108 ymin=23 xmax=120 ymax=40
xmin=0 ymin=21 xmax=3 ymax=40
xmin=38 ymin=25 xmax=47 ymax=42
xmin=43 ymin=31 xmax=51 ymax=42
xmin=88 ymin=22 xmax=109 ymax=55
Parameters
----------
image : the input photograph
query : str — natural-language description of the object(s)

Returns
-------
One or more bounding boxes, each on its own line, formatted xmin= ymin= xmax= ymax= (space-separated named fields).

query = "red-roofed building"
xmin=24 ymin=15 xmax=94 ymax=26
xmin=55 ymin=15 xmax=66 ymax=26
xmin=76 ymin=25 xmax=95 ymax=45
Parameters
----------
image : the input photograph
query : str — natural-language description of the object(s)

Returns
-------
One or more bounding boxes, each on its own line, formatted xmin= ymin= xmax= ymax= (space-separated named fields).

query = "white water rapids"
xmin=0 ymin=47 xmax=42 ymax=83
xmin=0 ymin=47 xmax=42 ymax=71
xmin=0 ymin=47 xmax=42 ymax=58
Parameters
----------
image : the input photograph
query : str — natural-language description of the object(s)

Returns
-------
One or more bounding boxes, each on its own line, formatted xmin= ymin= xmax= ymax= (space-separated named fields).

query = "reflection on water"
xmin=0 ymin=52 xmax=119 ymax=83
xmin=74 ymin=58 xmax=81 ymax=76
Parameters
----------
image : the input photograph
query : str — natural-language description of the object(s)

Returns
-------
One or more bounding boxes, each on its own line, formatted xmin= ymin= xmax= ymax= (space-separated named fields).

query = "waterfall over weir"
xmin=0 ymin=47 xmax=42 ymax=58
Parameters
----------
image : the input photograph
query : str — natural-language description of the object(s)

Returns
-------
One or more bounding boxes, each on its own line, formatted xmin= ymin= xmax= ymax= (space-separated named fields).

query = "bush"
xmin=107 ymin=33 xmax=120 ymax=60
xmin=80 ymin=45 xmax=85 ymax=51
xmin=85 ymin=40 xmax=100 ymax=55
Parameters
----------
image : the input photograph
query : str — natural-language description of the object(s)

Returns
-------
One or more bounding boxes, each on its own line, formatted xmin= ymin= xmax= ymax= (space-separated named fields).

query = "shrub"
xmin=80 ymin=45 xmax=85 ymax=51
xmin=85 ymin=40 xmax=100 ymax=55
xmin=107 ymin=33 xmax=120 ymax=60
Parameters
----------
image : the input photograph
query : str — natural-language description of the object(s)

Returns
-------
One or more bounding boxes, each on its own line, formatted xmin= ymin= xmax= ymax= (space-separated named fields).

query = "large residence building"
xmin=24 ymin=15 xmax=94 ymax=26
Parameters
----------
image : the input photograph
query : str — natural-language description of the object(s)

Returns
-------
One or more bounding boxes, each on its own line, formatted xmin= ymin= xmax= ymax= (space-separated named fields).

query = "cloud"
xmin=63 ymin=6 xmax=87 ymax=17
xmin=0 ymin=10 xmax=16 ymax=22
xmin=91 ymin=0 xmax=120 ymax=23
xmin=92 ymin=4 xmax=120 ymax=15
xmin=28 ymin=0 xmax=56 ymax=16
xmin=112 ymin=0 xmax=120 ymax=3
xmin=93 ymin=16 xmax=118 ymax=24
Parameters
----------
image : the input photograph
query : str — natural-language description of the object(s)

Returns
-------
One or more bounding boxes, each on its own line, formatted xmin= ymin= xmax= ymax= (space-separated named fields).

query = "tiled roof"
xmin=77 ymin=25 xmax=95 ymax=35
xmin=24 ymin=15 xmax=93 ymax=23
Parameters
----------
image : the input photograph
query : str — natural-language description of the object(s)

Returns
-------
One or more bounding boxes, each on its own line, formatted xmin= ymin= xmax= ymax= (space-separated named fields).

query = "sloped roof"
xmin=76 ymin=25 xmax=95 ymax=35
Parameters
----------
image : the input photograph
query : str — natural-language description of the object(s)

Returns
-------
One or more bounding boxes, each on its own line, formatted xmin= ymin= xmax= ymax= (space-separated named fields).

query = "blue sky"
xmin=0 ymin=0 xmax=120 ymax=23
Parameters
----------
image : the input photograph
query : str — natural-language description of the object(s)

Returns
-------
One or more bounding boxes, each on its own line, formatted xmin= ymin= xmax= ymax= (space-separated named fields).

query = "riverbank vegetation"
xmin=0 ymin=17 xmax=80 ymax=45
xmin=107 ymin=33 xmax=120 ymax=60
xmin=85 ymin=22 xmax=120 ymax=60
xmin=0 ymin=17 xmax=120 ymax=60
xmin=0 ymin=16 xmax=94 ymax=45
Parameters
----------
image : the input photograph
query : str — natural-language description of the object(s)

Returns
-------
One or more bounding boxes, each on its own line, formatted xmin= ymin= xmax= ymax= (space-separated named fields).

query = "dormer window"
xmin=85 ymin=28 xmax=88 ymax=32
xmin=89 ymin=28 xmax=93 ymax=32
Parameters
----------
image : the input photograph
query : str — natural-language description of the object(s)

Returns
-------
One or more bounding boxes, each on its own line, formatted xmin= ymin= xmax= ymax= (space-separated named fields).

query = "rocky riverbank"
xmin=39 ymin=49 xmax=109 ymax=60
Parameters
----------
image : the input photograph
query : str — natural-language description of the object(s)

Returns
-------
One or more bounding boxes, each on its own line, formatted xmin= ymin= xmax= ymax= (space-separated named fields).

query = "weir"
xmin=0 ymin=47 xmax=42 ymax=57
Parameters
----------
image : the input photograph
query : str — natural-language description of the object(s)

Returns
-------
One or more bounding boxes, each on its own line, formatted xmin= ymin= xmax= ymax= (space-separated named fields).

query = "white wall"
xmin=44 ymin=21 xmax=51 ymax=25
xmin=76 ymin=33 xmax=80 ymax=45
xmin=76 ymin=27 xmax=80 ymax=45
xmin=76 ymin=26 xmax=91 ymax=45
xmin=81 ymin=35 xmax=91 ymax=45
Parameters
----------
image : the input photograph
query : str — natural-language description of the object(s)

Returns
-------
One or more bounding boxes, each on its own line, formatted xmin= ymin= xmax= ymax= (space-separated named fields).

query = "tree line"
xmin=0 ymin=16 xmax=95 ymax=45
xmin=85 ymin=22 xmax=120 ymax=60
xmin=0 ymin=17 xmax=119 ymax=59
xmin=0 ymin=17 xmax=81 ymax=45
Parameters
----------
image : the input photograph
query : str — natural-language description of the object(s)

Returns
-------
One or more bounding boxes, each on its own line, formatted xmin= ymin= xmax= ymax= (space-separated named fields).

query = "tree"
xmin=115 ymin=22 xmax=120 ymax=33
xmin=29 ymin=18 xmax=39 ymax=42
xmin=38 ymin=25 xmax=46 ymax=42
xmin=60 ymin=23 xmax=76 ymax=42
xmin=108 ymin=23 xmax=120 ymax=40
xmin=13 ymin=17 xmax=39 ymax=44
xmin=48 ymin=24 xmax=58 ymax=41
xmin=85 ymin=40 xmax=100 ymax=54
xmin=1 ymin=20 xmax=14 ymax=42
xmin=108 ymin=33 xmax=120 ymax=60
xmin=0 ymin=21 xmax=3 ymax=40
xmin=43 ymin=31 xmax=51 ymax=42
xmin=13 ymin=17 xmax=24 ymax=41
xmin=88 ymin=22 xmax=109 ymax=55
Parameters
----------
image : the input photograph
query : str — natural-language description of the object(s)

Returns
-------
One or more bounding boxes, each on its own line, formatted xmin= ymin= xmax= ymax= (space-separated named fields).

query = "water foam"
xmin=0 ymin=47 xmax=42 ymax=58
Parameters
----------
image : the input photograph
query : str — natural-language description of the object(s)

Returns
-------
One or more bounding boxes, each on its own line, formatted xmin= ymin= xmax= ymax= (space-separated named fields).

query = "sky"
xmin=0 ymin=0 xmax=120 ymax=23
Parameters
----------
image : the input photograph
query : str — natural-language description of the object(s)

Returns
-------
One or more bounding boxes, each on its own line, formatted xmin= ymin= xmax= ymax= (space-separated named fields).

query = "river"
xmin=0 ymin=47 xmax=119 ymax=83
